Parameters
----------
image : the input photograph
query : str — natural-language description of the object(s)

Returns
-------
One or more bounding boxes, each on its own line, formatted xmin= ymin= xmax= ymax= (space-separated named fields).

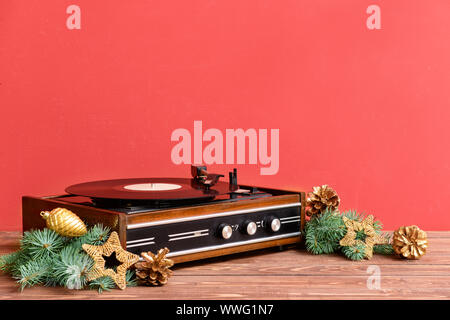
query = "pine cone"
xmin=392 ymin=225 xmax=428 ymax=260
xmin=134 ymin=248 xmax=174 ymax=286
xmin=306 ymin=185 xmax=340 ymax=217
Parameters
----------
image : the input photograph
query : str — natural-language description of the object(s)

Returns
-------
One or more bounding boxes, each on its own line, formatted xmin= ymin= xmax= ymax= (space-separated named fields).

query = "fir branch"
xmin=125 ymin=270 xmax=138 ymax=287
xmin=305 ymin=208 xmax=346 ymax=255
xmin=373 ymin=244 xmax=394 ymax=255
xmin=89 ymin=276 xmax=115 ymax=293
xmin=0 ymin=251 xmax=21 ymax=273
xmin=341 ymin=210 xmax=383 ymax=232
xmin=14 ymin=258 xmax=51 ymax=291
xmin=51 ymin=246 xmax=94 ymax=290
xmin=373 ymin=232 xmax=394 ymax=255
xmin=341 ymin=243 xmax=366 ymax=261
xmin=21 ymin=229 xmax=65 ymax=260
xmin=9 ymin=251 xmax=33 ymax=278
xmin=341 ymin=210 xmax=361 ymax=221
xmin=69 ymin=224 xmax=111 ymax=251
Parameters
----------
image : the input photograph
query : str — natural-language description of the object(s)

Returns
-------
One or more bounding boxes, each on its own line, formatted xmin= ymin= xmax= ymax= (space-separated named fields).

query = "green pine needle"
xmin=21 ymin=229 xmax=65 ymax=260
xmin=14 ymin=258 xmax=51 ymax=291
xmin=88 ymin=270 xmax=137 ymax=293
xmin=1 ymin=225 xmax=116 ymax=292
xmin=89 ymin=276 xmax=116 ymax=293
xmin=341 ymin=243 xmax=366 ymax=261
xmin=51 ymin=246 xmax=94 ymax=290
xmin=373 ymin=244 xmax=394 ymax=255
xmin=125 ymin=270 xmax=138 ymax=287
xmin=341 ymin=210 xmax=383 ymax=232
xmin=305 ymin=208 xmax=346 ymax=255
xmin=373 ymin=232 xmax=394 ymax=255
xmin=0 ymin=251 xmax=21 ymax=273
xmin=69 ymin=224 xmax=111 ymax=251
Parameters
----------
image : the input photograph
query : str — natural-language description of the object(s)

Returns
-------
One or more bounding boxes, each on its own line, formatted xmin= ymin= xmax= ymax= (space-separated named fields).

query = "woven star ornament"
xmin=339 ymin=215 xmax=387 ymax=259
xmin=82 ymin=231 xmax=139 ymax=289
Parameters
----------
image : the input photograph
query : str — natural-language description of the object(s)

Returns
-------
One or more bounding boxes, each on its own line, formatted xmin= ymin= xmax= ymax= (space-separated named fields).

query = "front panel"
xmin=126 ymin=202 xmax=302 ymax=259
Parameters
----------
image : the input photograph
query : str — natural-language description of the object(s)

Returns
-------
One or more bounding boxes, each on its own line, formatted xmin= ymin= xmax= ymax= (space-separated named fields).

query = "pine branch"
xmin=0 ymin=251 xmax=21 ymax=273
xmin=305 ymin=209 xmax=346 ymax=255
xmin=14 ymin=258 xmax=51 ymax=291
xmin=341 ymin=243 xmax=366 ymax=261
xmin=51 ymin=246 xmax=94 ymax=289
xmin=21 ymin=229 xmax=65 ymax=260
xmin=69 ymin=224 xmax=111 ymax=251
xmin=89 ymin=276 xmax=116 ymax=293
xmin=125 ymin=270 xmax=138 ymax=287
xmin=373 ymin=232 xmax=394 ymax=255
xmin=373 ymin=244 xmax=394 ymax=255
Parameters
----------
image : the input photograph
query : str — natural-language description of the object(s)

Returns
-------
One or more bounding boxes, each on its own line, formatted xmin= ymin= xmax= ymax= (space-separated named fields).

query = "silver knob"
xmin=243 ymin=221 xmax=257 ymax=235
xmin=219 ymin=224 xmax=233 ymax=239
xmin=269 ymin=217 xmax=281 ymax=232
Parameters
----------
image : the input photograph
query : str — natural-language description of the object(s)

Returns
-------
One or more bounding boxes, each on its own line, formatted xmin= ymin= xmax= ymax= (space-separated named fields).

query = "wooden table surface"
xmin=1 ymin=231 xmax=449 ymax=300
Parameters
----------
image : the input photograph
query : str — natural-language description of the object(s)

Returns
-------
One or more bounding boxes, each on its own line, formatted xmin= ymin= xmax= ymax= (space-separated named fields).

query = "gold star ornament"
xmin=82 ymin=231 xmax=140 ymax=289
xmin=339 ymin=215 xmax=387 ymax=259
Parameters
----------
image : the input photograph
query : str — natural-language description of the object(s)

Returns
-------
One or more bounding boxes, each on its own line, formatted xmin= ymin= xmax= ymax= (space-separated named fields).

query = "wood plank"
xmin=1 ymin=276 xmax=450 ymax=300
xmin=1 ymin=231 xmax=449 ymax=300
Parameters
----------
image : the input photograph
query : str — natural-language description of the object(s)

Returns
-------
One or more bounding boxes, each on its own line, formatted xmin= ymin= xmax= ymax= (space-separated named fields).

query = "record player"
xmin=22 ymin=166 xmax=305 ymax=263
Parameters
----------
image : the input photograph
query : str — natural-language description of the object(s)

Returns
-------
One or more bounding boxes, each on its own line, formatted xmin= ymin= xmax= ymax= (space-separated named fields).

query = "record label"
xmin=123 ymin=183 xmax=182 ymax=191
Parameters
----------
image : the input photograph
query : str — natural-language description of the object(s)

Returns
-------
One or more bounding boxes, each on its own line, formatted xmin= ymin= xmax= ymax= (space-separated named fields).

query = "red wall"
xmin=1 ymin=1 xmax=449 ymax=230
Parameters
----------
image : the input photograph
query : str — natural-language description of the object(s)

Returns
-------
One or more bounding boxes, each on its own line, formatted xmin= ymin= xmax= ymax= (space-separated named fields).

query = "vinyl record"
xmin=65 ymin=178 xmax=231 ymax=201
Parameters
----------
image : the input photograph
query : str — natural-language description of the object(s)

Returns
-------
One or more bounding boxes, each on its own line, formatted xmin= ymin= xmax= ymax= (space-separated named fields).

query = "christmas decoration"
xmin=373 ymin=233 xmax=395 ymax=255
xmin=339 ymin=215 xmax=387 ymax=259
xmin=306 ymin=185 xmax=340 ymax=217
xmin=82 ymin=231 xmax=140 ymax=290
xmin=40 ymin=207 xmax=87 ymax=237
xmin=304 ymin=205 xmax=393 ymax=260
xmin=88 ymin=270 xmax=137 ymax=293
xmin=342 ymin=210 xmax=383 ymax=231
xmin=304 ymin=208 xmax=346 ymax=255
xmin=50 ymin=246 xmax=93 ymax=289
xmin=135 ymin=248 xmax=174 ymax=286
xmin=392 ymin=225 xmax=428 ymax=260
xmin=341 ymin=242 xmax=367 ymax=261
xmin=0 ymin=223 xmax=143 ymax=292
xmin=20 ymin=228 xmax=65 ymax=260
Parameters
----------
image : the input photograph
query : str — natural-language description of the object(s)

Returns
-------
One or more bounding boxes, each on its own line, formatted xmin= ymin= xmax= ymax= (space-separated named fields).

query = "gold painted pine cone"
xmin=306 ymin=185 xmax=340 ymax=217
xmin=40 ymin=207 xmax=87 ymax=237
xmin=392 ymin=225 xmax=428 ymax=260
xmin=135 ymin=248 xmax=174 ymax=286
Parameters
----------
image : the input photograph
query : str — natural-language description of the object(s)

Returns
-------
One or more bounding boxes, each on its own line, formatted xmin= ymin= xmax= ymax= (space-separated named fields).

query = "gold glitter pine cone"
xmin=306 ymin=185 xmax=340 ymax=217
xmin=392 ymin=225 xmax=428 ymax=260
xmin=40 ymin=207 xmax=87 ymax=237
xmin=135 ymin=248 xmax=174 ymax=286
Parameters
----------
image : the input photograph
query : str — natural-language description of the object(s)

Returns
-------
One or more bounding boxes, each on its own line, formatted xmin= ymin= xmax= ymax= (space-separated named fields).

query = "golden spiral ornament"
xmin=40 ymin=207 xmax=87 ymax=237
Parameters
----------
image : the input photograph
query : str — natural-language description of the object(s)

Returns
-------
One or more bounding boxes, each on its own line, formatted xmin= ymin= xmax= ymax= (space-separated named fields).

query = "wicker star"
xmin=82 ymin=231 xmax=140 ymax=289
xmin=339 ymin=215 xmax=387 ymax=259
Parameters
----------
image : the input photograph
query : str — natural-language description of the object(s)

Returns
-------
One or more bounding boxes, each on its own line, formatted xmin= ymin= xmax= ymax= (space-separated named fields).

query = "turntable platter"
xmin=65 ymin=178 xmax=232 ymax=201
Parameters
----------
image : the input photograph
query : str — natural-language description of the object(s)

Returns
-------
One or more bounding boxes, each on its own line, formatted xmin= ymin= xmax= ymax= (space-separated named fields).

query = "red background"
xmin=1 ymin=1 xmax=449 ymax=231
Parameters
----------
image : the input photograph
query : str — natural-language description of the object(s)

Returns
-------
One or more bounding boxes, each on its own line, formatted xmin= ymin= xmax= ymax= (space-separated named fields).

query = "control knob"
xmin=241 ymin=220 xmax=257 ymax=235
xmin=218 ymin=223 xmax=233 ymax=239
xmin=266 ymin=216 xmax=281 ymax=232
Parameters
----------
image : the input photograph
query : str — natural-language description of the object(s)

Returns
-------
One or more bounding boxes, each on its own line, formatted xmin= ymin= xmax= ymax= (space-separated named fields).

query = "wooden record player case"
xmin=22 ymin=186 xmax=305 ymax=263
